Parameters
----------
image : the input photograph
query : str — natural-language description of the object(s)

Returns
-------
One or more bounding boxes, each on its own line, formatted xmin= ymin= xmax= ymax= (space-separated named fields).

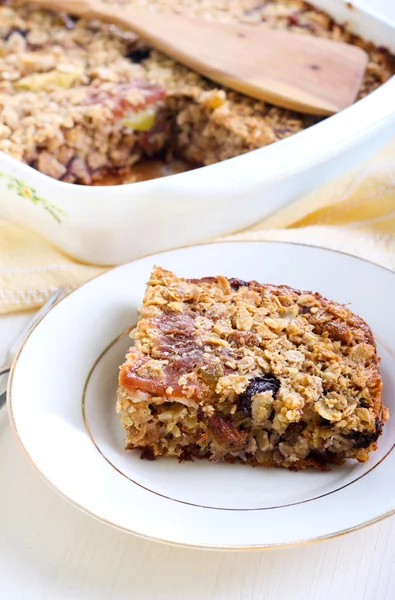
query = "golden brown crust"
xmin=117 ymin=267 xmax=388 ymax=470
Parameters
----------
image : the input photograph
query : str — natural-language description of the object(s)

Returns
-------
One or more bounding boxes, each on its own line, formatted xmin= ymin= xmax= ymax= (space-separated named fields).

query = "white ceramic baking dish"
xmin=0 ymin=0 xmax=394 ymax=266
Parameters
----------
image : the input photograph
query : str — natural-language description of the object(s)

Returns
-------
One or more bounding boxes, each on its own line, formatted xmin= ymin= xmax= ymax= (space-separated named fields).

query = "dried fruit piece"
xmin=228 ymin=278 xmax=249 ymax=291
xmin=14 ymin=68 xmax=83 ymax=91
xmin=347 ymin=420 xmax=382 ymax=449
xmin=125 ymin=47 xmax=151 ymax=63
xmin=228 ymin=331 xmax=260 ymax=348
xmin=238 ymin=375 xmax=281 ymax=417
xmin=87 ymin=81 xmax=166 ymax=118
xmin=322 ymin=321 xmax=352 ymax=344
xmin=209 ymin=415 xmax=244 ymax=450
xmin=139 ymin=447 xmax=156 ymax=460
xmin=121 ymin=107 xmax=157 ymax=131
xmin=282 ymin=421 xmax=307 ymax=444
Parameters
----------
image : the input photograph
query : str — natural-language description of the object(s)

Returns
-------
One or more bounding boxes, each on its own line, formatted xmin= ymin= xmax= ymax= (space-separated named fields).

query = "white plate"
xmin=7 ymin=241 xmax=395 ymax=549
xmin=1 ymin=1 xmax=395 ymax=266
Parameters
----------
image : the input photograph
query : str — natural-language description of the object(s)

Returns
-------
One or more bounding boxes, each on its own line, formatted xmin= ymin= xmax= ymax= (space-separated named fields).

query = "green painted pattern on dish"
xmin=0 ymin=173 xmax=67 ymax=223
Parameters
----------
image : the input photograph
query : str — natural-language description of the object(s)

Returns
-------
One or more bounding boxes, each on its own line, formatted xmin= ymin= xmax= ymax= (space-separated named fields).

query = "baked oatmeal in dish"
xmin=116 ymin=267 xmax=389 ymax=470
xmin=0 ymin=1 xmax=394 ymax=184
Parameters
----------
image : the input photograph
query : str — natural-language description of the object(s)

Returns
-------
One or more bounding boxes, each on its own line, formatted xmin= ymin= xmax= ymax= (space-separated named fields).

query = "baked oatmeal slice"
xmin=117 ymin=267 xmax=388 ymax=470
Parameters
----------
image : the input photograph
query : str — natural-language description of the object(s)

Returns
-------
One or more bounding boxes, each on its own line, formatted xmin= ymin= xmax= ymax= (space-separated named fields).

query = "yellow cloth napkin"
xmin=0 ymin=223 xmax=104 ymax=313
xmin=1 ymin=138 xmax=395 ymax=314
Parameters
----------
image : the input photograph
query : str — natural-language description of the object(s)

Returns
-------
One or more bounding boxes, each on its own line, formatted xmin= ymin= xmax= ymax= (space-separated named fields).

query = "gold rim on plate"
xmin=7 ymin=239 xmax=395 ymax=550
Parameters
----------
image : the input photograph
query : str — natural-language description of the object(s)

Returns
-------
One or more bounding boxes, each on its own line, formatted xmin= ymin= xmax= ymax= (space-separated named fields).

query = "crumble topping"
xmin=117 ymin=267 xmax=387 ymax=470
xmin=0 ymin=1 xmax=394 ymax=184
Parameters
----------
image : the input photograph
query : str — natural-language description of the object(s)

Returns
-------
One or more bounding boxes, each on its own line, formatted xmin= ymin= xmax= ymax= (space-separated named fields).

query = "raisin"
xmin=282 ymin=421 xmax=307 ymax=444
xmin=322 ymin=322 xmax=352 ymax=344
xmin=358 ymin=399 xmax=370 ymax=408
xmin=228 ymin=278 xmax=249 ymax=291
xmin=125 ymin=48 xmax=151 ymax=63
xmin=139 ymin=447 xmax=156 ymax=460
xmin=347 ymin=420 xmax=382 ymax=449
xmin=197 ymin=406 xmax=204 ymax=422
xmin=238 ymin=375 xmax=280 ymax=417
xmin=228 ymin=331 xmax=260 ymax=347
xmin=197 ymin=361 xmax=224 ymax=388
xmin=209 ymin=415 xmax=244 ymax=450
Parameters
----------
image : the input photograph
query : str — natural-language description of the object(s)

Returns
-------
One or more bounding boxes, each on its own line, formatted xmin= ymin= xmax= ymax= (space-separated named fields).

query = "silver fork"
xmin=0 ymin=288 xmax=66 ymax=408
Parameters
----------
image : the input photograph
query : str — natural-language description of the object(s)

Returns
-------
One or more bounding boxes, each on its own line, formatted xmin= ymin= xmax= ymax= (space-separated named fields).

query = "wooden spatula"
xmin=27 ymin=0 xmax=368 ymax=115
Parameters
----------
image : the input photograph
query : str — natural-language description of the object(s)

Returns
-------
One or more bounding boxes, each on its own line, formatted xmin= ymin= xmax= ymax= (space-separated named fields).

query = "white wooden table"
xmin=2 ymin=1 xmax=395 ymax=597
